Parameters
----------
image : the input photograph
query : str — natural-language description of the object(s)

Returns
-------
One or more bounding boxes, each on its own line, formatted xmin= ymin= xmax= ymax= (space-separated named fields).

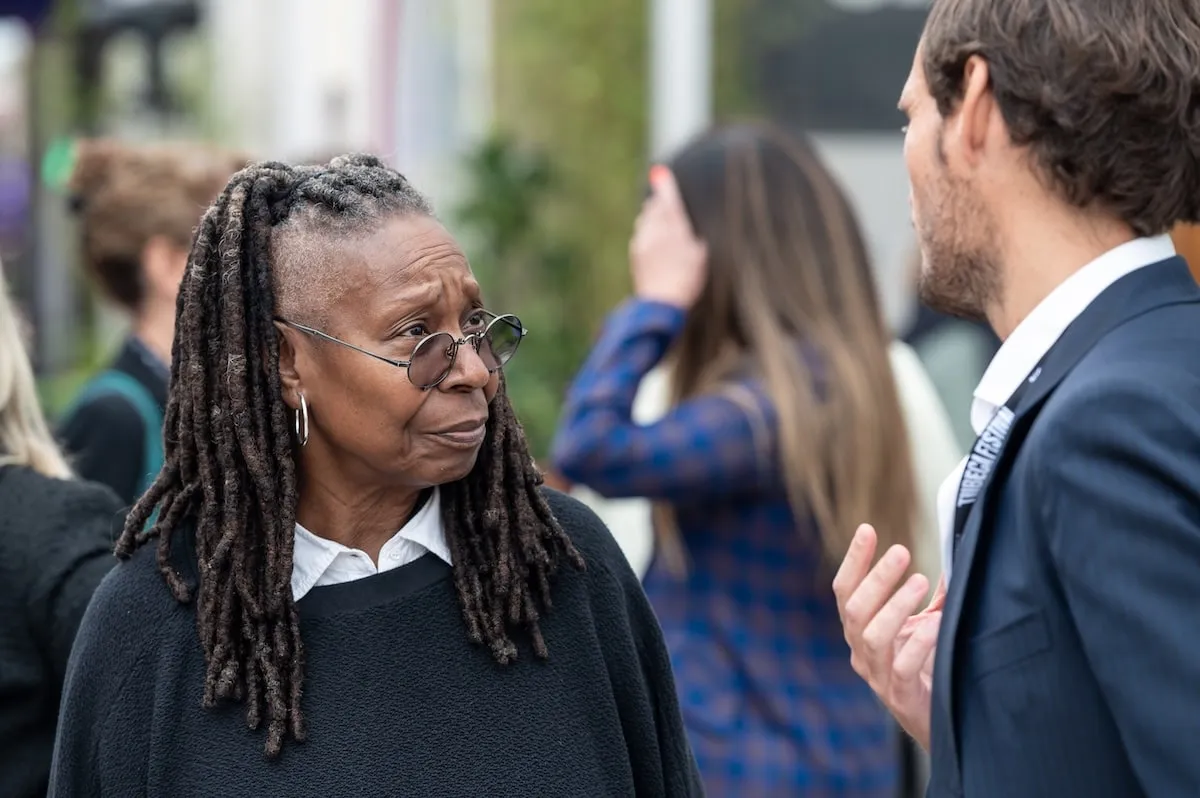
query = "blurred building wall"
xmin=205 ymin=0 xmax=493 ymax=212
xmin=207 ymin=0 xmax=381 ymax=158
xmin=392 ymin=0 xmax=494 ymax=212
xmin=746 ymin=0 xmax=931 ymax=333
xmin=813 ymin=132 xmax=915 ymax=333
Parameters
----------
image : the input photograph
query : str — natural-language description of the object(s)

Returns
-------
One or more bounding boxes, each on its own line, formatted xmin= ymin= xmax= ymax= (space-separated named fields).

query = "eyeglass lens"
xmin=407 ymin=315 xmax=523 ymax=389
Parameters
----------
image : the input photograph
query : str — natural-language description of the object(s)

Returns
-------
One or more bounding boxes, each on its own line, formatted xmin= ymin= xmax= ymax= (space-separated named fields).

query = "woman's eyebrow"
xmin=376 ymin=284 xmax=441 ymax=322
xmin=375 ymin=276 xmax=485 ymax=324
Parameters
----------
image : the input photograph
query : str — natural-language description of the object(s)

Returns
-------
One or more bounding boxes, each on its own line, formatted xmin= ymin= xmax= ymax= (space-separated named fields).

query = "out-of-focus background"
xmin=0 ymin=0 xmax=1192 ymax=459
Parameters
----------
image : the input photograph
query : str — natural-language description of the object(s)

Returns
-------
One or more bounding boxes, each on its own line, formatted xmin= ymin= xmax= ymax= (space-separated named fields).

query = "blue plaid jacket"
xmin=552 ymin=300 xmax=898 ymax=797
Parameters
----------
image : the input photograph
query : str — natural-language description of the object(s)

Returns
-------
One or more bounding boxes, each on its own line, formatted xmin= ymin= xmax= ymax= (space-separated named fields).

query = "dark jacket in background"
xmin=0 ymin=465 xmax=122 ymax=798
xmin=59 ymin=337 xmax=169 ymax=508
xmin=900 ymin=305 xmax=1000 ymax=358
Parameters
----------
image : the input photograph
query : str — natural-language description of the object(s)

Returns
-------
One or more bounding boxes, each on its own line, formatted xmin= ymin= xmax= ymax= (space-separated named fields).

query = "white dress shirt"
xmin=936 ymin=234 xmax=1178 ymax=581
xmin=291 ymin=487 xmax=451 ymax=600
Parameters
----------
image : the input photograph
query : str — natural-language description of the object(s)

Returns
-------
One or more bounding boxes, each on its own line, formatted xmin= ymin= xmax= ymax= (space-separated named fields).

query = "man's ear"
xmin=274 ymin=321 xmax=303 ymax=411
xmin=953 ymin=54 xmax=996 ymax=169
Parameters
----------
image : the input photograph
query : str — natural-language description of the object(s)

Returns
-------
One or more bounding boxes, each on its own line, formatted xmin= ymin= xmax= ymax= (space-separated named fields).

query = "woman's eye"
xmin=401 ymin=324 xmax=429 ymax=338
xmin=465 ymin=311 xmax=488 ymax=331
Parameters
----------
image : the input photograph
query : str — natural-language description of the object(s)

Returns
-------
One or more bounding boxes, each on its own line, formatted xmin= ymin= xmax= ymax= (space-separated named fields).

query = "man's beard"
xmin=914 ymin=167 xmax=1001 ymax=324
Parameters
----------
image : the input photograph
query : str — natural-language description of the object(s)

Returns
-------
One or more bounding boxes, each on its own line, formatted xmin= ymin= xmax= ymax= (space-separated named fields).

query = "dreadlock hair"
xmin=115 ymin=153 xmax=584 ymax=758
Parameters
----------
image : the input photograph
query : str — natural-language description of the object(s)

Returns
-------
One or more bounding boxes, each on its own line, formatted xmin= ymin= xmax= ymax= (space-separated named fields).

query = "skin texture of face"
xmin=899 ymin=46 xmax=1003 ymax=323
xmin=277 ymin=213 xmax=500 ymax=501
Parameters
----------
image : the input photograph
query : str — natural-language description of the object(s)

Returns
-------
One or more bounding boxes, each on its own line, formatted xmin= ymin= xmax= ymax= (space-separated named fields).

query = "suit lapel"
xmin=931 ymin=256 xmax=1200 ymax=784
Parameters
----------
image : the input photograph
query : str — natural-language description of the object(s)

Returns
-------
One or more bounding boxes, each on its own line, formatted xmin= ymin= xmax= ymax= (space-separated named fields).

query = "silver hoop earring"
xmin=294 ymin=394 xmax=309 ymax=447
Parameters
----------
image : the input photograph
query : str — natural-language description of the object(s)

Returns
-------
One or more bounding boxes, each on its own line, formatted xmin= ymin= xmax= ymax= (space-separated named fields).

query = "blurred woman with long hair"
xmin=0 ymin=263 xmax=121 ymax=797
xmin=553 ymin=122 xmax=918 ymax=796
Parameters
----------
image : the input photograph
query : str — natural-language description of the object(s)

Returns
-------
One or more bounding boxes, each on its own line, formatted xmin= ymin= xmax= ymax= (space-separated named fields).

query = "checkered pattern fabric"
xmin=553 ymin=299 xmax=899 ymax=797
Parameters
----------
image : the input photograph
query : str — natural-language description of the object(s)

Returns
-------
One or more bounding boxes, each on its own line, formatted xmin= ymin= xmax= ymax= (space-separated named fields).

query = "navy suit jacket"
xmin=928 ymin=257 xmax=1200 ymax=797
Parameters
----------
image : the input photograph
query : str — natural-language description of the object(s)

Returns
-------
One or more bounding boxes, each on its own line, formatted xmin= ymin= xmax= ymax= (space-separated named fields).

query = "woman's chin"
xmin=430 ymin=447 xmax=484 ymax=485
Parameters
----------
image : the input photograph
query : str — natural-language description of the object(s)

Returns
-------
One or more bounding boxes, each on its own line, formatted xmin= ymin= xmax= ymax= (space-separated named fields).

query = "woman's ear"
xmin=274 ymin=322 xmax=303 ymax=410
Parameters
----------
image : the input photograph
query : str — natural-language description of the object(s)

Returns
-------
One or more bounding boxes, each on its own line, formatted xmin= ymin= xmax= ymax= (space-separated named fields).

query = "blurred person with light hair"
xmin=59 ymin=139 xmax=249 ymax=507
xmin=0 ymin=262 xmax=122 ymax=798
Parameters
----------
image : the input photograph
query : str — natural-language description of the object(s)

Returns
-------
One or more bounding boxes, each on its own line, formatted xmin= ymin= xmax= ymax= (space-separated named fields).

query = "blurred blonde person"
xmin=0 ymin=264 xmax=122 ymax=798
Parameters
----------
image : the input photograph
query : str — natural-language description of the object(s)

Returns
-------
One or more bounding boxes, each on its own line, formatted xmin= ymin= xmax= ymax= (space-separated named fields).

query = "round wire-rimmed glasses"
xmin=274 ymin=311 xmax=527 ymax=390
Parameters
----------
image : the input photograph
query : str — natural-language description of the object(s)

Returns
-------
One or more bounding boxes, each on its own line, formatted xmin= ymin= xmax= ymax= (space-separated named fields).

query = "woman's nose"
xmin=440 ymin=337 xmax=492 ymax=391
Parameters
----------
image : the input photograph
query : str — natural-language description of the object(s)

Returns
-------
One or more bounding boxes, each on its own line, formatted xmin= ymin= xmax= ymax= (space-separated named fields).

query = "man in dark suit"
xmin=832 ymin=1 xmax=1200 ymax=796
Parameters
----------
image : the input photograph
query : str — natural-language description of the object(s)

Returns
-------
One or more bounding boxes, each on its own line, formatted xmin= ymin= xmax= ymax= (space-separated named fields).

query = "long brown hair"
xmin=655 ymin=122 xmax=916 ymax=572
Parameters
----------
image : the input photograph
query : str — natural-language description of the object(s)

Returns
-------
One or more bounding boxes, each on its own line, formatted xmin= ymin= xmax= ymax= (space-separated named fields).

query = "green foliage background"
xmin=455 ymin=0 xmax=759 ymax=459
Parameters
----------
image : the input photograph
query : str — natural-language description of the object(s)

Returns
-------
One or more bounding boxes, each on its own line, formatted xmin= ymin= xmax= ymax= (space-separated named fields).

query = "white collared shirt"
xmin=936 ymin=234 xmax=1178 ymax=581
xmin=291 ymin=487 xmax=452 ymax=600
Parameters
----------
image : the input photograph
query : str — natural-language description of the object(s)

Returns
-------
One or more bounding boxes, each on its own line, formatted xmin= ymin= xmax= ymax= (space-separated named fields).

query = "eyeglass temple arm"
xmin=274 ymin=317 xmax=411 ymax=367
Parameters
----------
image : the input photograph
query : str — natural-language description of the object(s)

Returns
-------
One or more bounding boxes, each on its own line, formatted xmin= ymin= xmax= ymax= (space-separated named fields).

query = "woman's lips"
xmin=430 ymin=421 xmax=487 ymax=447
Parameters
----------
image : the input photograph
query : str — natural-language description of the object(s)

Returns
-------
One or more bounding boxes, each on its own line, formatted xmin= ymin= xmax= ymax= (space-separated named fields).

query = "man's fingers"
xmin=840 ymin=542 xmax=911 ymax=637
xmin=920 ymin=639 xmax=937 ymax=692
xmin=926 ymin=574 xmax=948 ymax=612
xmin=861 ymin=572 xmax=929 ymax=658
xmin=894 ymin=610 xmax=941 ymax=684
xmin=833 ymin=524 xmax=878 ymax=615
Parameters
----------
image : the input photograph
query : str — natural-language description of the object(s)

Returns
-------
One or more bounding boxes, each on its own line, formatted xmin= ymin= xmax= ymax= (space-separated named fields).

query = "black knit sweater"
xmin=0 ymin=466 xmax=122 ymax=798
xmin=49 ymin=489 xmax=704 ymax=797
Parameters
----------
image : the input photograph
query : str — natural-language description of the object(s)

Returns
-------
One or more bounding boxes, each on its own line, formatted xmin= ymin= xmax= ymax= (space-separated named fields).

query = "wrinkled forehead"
xmin=342 ymin=215 xmax=476 ymax=306
xmin=271 ymin=212 xmax=475 ymax=326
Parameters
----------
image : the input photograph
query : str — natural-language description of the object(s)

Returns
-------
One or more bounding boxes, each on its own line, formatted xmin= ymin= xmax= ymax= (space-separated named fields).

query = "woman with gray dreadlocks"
xmin=49 ymin=155 xmax=701 ymax=798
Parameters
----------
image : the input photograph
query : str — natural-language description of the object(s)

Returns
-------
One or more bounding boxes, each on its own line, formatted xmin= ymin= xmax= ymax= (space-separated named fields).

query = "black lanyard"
xmin=951 ymin=357 xmax=1047 ymax=559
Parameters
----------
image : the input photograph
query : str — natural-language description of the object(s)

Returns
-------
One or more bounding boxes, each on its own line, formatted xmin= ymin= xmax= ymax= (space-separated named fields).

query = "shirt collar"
xmin=969 ymin=234 xmax=1176 ymax=433
xmin=290 ymin=487 xmax=450 ymax=600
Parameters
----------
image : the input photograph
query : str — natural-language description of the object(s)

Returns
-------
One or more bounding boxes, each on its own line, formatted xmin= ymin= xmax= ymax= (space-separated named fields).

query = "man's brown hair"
xmin=922 ymin=0 xmax=1200 ymax=236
